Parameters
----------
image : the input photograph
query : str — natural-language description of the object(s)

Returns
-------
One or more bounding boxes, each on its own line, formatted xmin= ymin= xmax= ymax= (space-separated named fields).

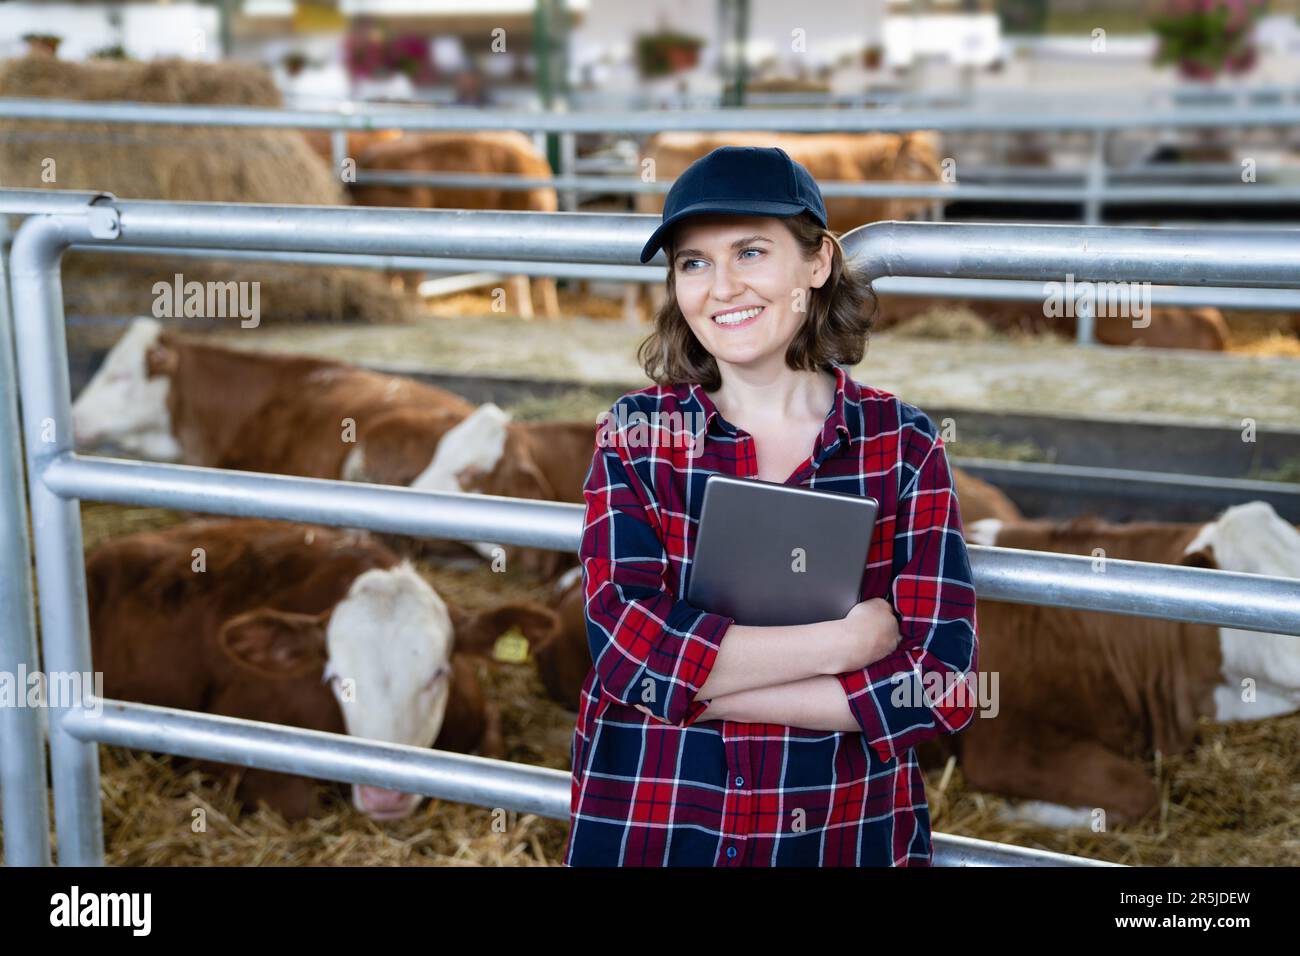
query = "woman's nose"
xmin=710 ymin=261 xmax=744 ymax=300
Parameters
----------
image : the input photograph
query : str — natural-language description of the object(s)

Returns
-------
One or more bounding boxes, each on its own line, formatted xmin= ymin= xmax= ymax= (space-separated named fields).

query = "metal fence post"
xmin=559 ymin=130 xmax=577 ymax=212
xmin=0 ymin=213 xmax=53 ymax=866
xmin=9 ymin=211 xmax=115 ymax=866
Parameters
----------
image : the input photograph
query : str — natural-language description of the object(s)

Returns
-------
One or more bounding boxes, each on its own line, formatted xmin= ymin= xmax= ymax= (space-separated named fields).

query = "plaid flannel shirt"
xmin=564 ymin=361 xmax=979 ymax=866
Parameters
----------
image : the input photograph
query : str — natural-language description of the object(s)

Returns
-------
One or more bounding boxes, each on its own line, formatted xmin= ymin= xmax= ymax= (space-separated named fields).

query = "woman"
xmin=564 ymin=146 xmax=980 ymax=866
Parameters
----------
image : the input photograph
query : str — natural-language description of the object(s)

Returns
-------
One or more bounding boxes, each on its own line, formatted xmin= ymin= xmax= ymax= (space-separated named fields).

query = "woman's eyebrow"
xmin=673 ymin=235 xmax=773 ymax=261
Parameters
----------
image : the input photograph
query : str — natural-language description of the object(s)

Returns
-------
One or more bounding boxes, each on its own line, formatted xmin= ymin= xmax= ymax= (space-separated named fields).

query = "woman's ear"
xmin=810 ymin=235 xmax=833 ymax=290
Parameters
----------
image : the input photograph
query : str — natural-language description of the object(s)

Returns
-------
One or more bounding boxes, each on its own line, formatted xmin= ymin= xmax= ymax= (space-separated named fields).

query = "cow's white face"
xmin=323 ymin=561 xmax=454 ymax=819
xmin=411 ymin=402 xmax=510 ymax=493
xmin=410 ymin=402 xmax=512 ymax=560
xmin=71 ymin=317 xmax=181 ymax=461
xmin=1183 ymin=501 xmax=1300 ymax=721
xmin=965 ymin=518 xmax=1003 ymax=547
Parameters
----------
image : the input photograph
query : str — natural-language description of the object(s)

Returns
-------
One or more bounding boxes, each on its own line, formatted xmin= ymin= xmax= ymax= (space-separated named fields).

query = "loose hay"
xmin=1229 ymin=331 xmax=1300 ymax=359
xmin=503 ymin=387 xmax=614 ymax=423
xmin=887 ymin=303 xmax=998 ymax=341
xmin=927 ymin=712 xmax=1300 ymax=866
xmin=424 ymin=286 xmax=627 ymax=322
xmin=1220 ymin=309 xmax=1300 ymax=354
xmin=0 ymin=55 xmax=414 ymax=328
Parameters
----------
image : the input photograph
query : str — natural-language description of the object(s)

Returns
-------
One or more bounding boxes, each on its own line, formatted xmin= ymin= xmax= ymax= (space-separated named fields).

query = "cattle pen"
xmin=3 ymin=189 xmax=1300 ymax=867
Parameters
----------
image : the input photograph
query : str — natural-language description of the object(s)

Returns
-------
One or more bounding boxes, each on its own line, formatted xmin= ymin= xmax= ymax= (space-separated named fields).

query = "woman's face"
xmin=670 ymin=214 xmax=831 ymax=372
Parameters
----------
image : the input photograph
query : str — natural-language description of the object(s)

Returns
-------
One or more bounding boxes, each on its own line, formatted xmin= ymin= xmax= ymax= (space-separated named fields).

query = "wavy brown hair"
xmin=637 ymin=210 xmax=877 ymax=390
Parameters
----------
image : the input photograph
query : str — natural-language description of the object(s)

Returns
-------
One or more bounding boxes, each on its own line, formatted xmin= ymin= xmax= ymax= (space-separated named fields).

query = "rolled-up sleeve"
xmin=836 ymin=426 xmax=980 ymax=764
xmin=580 ymin=430 xmax=735 ymax=727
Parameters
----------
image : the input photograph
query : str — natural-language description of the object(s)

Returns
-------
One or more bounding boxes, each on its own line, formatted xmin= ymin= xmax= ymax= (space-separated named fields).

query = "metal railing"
xmin=6 ymin=190 xmax=1300 ymax=869
xmin=4 ymin=98 xmax=1300 ymax=230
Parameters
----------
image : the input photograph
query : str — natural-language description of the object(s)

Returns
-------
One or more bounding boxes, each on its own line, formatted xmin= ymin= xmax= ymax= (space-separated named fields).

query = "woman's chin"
xmin=711 ymin=344 xmax=781 ymax=368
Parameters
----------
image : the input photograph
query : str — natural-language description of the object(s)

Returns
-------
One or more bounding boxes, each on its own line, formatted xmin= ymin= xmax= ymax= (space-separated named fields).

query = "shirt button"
xmin=734 ymin=775 xmax=744 ymax=787
xmin=726 ymin=846 xmax=737 ymax=859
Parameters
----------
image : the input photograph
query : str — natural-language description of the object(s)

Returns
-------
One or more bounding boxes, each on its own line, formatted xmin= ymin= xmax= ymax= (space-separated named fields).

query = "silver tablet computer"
xmin=686 ymin=473 xmax=879 ymax=627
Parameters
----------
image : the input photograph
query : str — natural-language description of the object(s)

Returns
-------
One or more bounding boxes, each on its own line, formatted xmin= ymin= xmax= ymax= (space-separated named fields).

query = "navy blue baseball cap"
xmin=638 ymin=145 xmax=829 ymax=264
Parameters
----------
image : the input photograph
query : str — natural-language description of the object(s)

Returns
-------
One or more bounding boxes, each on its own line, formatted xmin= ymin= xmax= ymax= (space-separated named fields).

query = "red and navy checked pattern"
xmin=564 ymin=362 xmax=979 ymax=866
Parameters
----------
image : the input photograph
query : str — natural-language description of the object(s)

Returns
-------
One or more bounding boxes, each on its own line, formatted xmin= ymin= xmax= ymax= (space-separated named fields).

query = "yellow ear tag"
xmin=492 ymin=627 xmax=530 ymax=664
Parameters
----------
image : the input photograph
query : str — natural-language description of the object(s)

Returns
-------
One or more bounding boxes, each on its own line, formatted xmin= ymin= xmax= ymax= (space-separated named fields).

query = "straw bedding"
xmin=0 ymin=55 xmax=413 ymax=327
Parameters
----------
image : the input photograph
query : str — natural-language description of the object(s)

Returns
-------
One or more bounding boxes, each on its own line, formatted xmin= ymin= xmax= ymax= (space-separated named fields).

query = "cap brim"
xmin=638 ymin=198 xmax=808 ymax=264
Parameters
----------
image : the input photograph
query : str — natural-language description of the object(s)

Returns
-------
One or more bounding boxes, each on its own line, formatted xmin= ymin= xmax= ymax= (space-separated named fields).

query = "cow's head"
xmin=217 ymin=561 xmax=455 ymax=821
xmin=1181 ymin=501 xmax=1300 ymax=720
xmin=884 ymin=130 xmax=944 ymax=221
xmin=342 ymin=406 xmax=468 ymax=487
xmin=409 ymin=403 xmax=558 ymax=568
xmin=71 ymin=316 xmax=182 ymax=461
xmin=217 ymin=563 xmax=561 ymax=821
xmin=893 ymin=130 xmax=944 ymax=183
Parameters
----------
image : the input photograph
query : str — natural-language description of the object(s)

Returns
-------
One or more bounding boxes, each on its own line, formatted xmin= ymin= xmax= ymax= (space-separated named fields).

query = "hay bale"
xmin=0 ymin=55 xmax=413 ymax=326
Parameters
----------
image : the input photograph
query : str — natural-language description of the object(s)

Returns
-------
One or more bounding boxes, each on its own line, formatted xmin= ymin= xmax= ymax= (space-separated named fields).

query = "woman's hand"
xmin=833 ymin=597 xmax=901 ymax=673
xmin=634 ymin=699 xmax=724 ymax=723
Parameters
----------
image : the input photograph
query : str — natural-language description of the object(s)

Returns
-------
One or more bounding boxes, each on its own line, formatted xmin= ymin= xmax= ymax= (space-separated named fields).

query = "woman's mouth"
xmin=711 ymin=305 xmax=765 ymax=329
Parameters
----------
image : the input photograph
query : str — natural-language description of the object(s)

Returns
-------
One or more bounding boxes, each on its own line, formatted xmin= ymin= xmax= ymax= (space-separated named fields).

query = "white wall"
xmin=0 ymin=3 xmax=221 ymax=62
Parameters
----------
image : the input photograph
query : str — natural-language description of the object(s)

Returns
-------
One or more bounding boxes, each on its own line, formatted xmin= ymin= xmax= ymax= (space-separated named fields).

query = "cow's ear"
xmin=217 ymin=609 xmax=329 ymax=679
xmin=144 ymin=339 xmax=178 ymax=378
xmin=1180 ymin=544 xmax=1217 ymax=570
xmin=448 ymin=601 xmax=560 ymax=657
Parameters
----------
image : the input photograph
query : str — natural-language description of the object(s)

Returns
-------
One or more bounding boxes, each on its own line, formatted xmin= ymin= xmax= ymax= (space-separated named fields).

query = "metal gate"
xmin=4 ymin=189 xmax=1300 ymax=867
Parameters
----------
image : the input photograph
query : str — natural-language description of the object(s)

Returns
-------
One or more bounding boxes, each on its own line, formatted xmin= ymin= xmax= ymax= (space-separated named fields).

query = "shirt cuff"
xmin=669 ymin=609 xmax=733 ymax=727
xmin=836 ymin=645 xmax=925 ymax=763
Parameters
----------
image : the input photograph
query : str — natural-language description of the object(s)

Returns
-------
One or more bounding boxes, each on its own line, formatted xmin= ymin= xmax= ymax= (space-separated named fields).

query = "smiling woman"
xmin=564 ymin=146 xmax=980 ymax=868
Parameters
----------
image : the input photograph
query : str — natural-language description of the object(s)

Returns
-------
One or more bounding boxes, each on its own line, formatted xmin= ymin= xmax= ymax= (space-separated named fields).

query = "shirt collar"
xmin=685 ymin=362 xmax=854 ymax=449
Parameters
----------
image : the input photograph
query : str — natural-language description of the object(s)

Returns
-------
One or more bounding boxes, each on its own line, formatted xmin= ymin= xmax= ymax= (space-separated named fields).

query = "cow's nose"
xmin=355 ymin=784 xmax=421 ymax=819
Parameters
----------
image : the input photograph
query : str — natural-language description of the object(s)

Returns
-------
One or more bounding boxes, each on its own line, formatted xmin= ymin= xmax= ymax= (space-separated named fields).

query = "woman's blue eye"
xmin=680 ymin=248 xmax=762 ymax=272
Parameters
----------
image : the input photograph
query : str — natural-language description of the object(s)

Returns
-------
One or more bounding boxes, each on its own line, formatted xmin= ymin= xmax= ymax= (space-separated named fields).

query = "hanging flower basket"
xmin=636 ymin=31 xmax=705 ymax=78
xmin=1151 ymin=0 xmax=1268 ymax=82
xmin=345 ymin=29 xmax=436 ymax=85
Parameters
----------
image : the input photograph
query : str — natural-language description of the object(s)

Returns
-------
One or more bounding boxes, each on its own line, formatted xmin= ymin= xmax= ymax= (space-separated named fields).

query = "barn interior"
xmin=1 ymin=0 xmax=1299 ymax=872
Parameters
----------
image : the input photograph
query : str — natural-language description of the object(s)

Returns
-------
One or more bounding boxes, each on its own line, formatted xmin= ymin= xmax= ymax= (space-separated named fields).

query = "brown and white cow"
xmin=951 ymin=501 xmax=1300 ymax=826
xmin=300 ymin=128 xmax=560 ymax=319
xmin=86 ymin=518 xmax=558 ymax=821
xmin=71 ymin=317 xmax=475 ymax=475
xmin=348 ymin=131 xmax=561 ymax=320
xmin=71 ymin=319 xmax=586 ymax=578
xmin=300 ymin=129 xmax=405 ymax=169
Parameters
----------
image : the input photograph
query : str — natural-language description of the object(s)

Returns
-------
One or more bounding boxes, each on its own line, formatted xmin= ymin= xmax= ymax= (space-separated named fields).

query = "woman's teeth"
xmin=713 ymin=306 xmax=764 ymax=326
